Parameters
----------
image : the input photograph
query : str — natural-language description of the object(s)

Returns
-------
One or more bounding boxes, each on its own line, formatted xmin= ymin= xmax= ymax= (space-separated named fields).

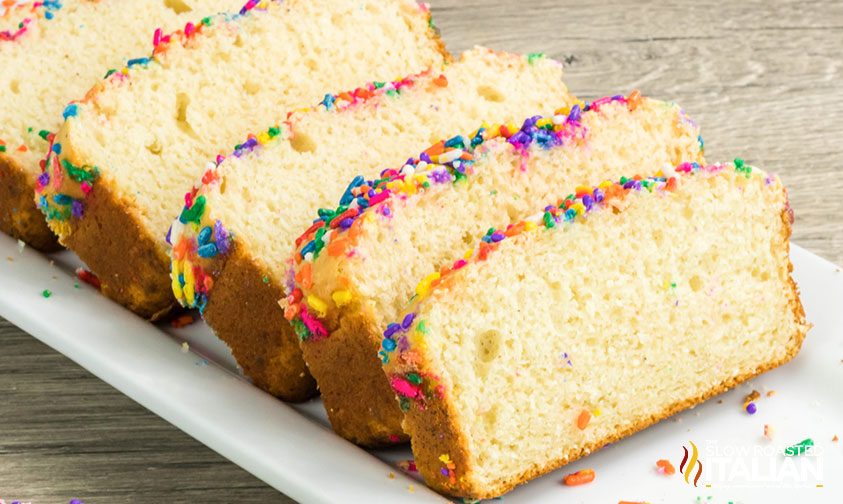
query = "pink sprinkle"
xmin=184 ymin=22 xmax=195 ymax=38
xmin=368 ymin=189 xmax=391 ymax=207
xmin=80 ymin=182 xmax=92 ymax=195
xmin=153 ymin=28 xmax=163 ymax=46
xmin=300 ymin=309 xmax=328 ymax=339
xmin=184 ymin=192 xmax=193 ymax=208
xmin=388 ymin=434 xmax=401 ymax=443
xmin=453 ymin=259 xmax=467 ymax=270
xmin=390 ymin=376 xmax=421 ymax=398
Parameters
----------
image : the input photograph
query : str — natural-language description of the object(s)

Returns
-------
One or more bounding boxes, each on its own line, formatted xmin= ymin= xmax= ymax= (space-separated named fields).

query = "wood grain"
xmin=1 ymin=0 xmax=841 ymax=502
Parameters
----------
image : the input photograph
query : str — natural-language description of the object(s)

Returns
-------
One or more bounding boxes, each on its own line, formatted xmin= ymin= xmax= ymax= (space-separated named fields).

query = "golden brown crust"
xmin=203 ymin=247 xmax=316 ymax=402
xmin=299 ymin=304 xmax=407 ymax=445
xmin=51 ymin=141 xmax=175 ymax=320
xmin=0 ymin=153 xmax=61 ymax=251
xmin=404 ymin=205 xmax=810 ymax=500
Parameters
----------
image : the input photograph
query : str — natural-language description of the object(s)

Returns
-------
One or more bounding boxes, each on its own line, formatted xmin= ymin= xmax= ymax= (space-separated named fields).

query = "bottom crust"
xmin=203 ymin=247 xmax=316 ymax=403
xmin=0 ymin=154 xmax=61 ymax=252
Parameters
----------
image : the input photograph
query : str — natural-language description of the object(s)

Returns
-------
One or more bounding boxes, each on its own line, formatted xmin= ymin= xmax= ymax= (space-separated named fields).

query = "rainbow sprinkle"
xmin=1 ymin=0 xmax=62 ymax=42
xmin=380 ymin=161 xmax=774 ymax=410
xmin=34 ymin=1 xmax=276 ymax=231
xmin=284 ymin=93 xmax=662 ymax=342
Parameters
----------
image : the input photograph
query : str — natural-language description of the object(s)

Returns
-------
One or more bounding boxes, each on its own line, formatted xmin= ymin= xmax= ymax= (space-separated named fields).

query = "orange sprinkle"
xmin=295 ymin=262 xmax=313 ymax=290
xmin=423 ymin=140 xmax=445 ymax=157
xmin=656 ymin=459 xmax=675 ymax=475
xmin=16 ymin=144 xmax=27 ymax=152
xmin=170 ymin=314 xmax=195 ymax=328
xmin=563 ymin=468 xmax=595 ymax=486
xmin=627 ymin=89 xmax=642 ymax=111
xmin=327 ymin=237 xmax=348 ymax=257
xmin=433 ymin=74 xmax=448 ymax=87
xmin=576 ymin=410 xmax=591 ymax=430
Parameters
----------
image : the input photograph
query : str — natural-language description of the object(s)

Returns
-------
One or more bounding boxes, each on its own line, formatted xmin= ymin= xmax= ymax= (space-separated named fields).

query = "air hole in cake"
xmin=476 ymin=329 xmax=502 ymax=363
xmin=290 ymin=132 xmax=316 ymax=154
xmin=218 ymin=177 xmax=227 ymax=195
xmin=146 ymin=136 xmax=163 ymax=156
xmin=9 ymin=80 xmax=20 ymax=95
xmin=477 ymin=84 xmax=506 ymax=103
xmin=482 ymin=404 xmax=499 ymax=430
xmin=243 ymin=80 xmax=261 ymax=95
xmin=305 ymin=59 xmax=319 ymax=72
xmin=162 ymin=0 xmax=192 ymax=14
xmin=689 ymin=275 xmax=703 ymax=292
xmin=175 ymin=93 xmax=200 ymax=140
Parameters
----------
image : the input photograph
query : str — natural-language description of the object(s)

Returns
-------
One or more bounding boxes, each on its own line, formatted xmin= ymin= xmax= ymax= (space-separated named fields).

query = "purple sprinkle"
xmin=165 ymin=226 xmax=172 ymax=245
xmin=593 ymin=187 xmax=605 ymax=203
xmin=430 ymin=169 xmax=451 ymax=183
xmin=746 ymin=402 xmax=757 ymax=414
xmin=71 ymin=200 xmax=84 ymax=218
xmin=401 ymin=312 xmax=416 ymax=329
xmin=567 ymin=104 xmax=582 ymax=122
xmin=38 ymin=171 xmax=50 ymax=186
xmin=440 ymin=467 xmax=449 ymax=476
xmin=214 ymin=220 xmax=230 ymax=254
xmin=582 ymin=194 xmax=594 ymax=210
xmin=384 ymin=323 xmax=400 ymax=338
xmin=419 ymin=152 xmax=432 ymax=163
xmin=339 ymin=217 xmax=354 ymax=229
xmin=70 ymin=500 xmax=85 ymax=504
xmin=490 ymin=232 xmax=505 ymax=242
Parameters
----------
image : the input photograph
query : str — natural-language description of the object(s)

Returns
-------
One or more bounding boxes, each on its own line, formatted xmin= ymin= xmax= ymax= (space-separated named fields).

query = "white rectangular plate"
xmin=1 ymin=233 xmax=841 ymax=504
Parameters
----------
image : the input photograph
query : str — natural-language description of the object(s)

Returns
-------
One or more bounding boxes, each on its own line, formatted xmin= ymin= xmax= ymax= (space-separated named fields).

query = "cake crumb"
xmin=766 ymin=390 xmax=776 ymax=397
xmin=180 ymin=342 xmax=190 ymax=353
xmin=833 ymin=435 xmax=838 ymax=442
xmin=764 ymin=424 xmax=775 ymax=440
xmin=17 ymin=239 xmax=25 ymax=253
xmin=388 ymin=472 xmax=395 ymax=479
xmin=407 ymin=484 xmax=415 ymax=493
xmin=6 ymin=256 xmax=13 ymax=261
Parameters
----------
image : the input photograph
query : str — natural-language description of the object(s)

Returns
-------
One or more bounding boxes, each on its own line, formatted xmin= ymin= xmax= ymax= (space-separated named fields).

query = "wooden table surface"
xmin=2 ymin=1 xmax=841 ymax=502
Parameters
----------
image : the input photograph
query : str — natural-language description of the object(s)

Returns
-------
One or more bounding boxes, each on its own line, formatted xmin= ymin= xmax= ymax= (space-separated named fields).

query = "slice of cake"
xmin=381 ymin=162 xmax=808 ymax=499
xmin=287 ymin=93 xmax=706 ymax=445
xmin=34 ymin=0 xmax=446 ymax=318
xmin=167 ymin=48 xmax=575 ymax=401
xmin=0 ymin=0 xmax=242 ymax=251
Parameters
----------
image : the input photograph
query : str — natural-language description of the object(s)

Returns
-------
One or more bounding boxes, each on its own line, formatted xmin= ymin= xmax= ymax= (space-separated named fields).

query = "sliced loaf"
xmin=0 ymin=0 xmax=241 ymax=251
xmin=34 ymin=0 xmax=446 ymax=318
xmin=287 ymin=94 xmax=706 ymax=445
xmin=381 ymin=162 xmax=808 ymax=498
xmin=167 ymin=48 xmax=575 ymax=401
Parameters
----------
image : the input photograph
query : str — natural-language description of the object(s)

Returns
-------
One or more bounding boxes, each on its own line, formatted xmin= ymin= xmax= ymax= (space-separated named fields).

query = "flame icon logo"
xmin=679 ymin=440 xmax=703 ymax=487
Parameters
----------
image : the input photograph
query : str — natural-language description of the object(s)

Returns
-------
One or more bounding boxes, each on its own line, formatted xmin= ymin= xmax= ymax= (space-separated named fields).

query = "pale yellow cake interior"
xmin=406 ymin=169 xmax=804 ymax=492
xmin=205 ymin=48 xmax=573 ymax=280
xmin=0 ymin=0 xmax=240 ymax=175
xmin=308 ymin=99 xmax=704 ymax=332
xmin=55 ymin=0 xmax=445 ymax=242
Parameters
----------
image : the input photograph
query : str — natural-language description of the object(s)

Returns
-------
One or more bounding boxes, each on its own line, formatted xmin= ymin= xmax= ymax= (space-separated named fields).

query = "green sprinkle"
xmin=0 ymin=145 xmax=6 ymax=153
xmin=734 ymin=157 xmax=745 ymax=169
xmin=543 ymin=211 xmax=556 ymax=229
xmin=179 ymin=195 xmax=206 ymax=224
xmin=373 ymin=81 xmax=386 ymax=89
xmin=527 ymin=52 xmax=546 ymax=65
xmin=671 ymin=282 xmax=677 ymax=289
xmin=38 ymin=130 xmax=51 ymax=141
xmin=267 ymin=126 xmax=281 ymax=138
xmin=201 ymin=16 xmax=212 ymax=26
xmin=399 ymin=396 xmax=411 ymax=412
xmin=61 ymin=159 xmax=99 ymax=183
xmin=42 ymin=289 xmax=52 ymax=298
xmin=262 ymin=276 xmax=269 ymax=284
xmin=406 ymin=373 xmax=422 ymax=385
xmin=292 ymin=319 xmax=310 ymax=341
xmin=416 ymin=320 xmax=428 ymax=334
xmin=784 ymin=438 xmax=814 ymax=456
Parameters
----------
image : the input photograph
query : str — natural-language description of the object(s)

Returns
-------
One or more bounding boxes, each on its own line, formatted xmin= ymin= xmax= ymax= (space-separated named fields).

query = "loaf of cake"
xmin=0 ymin=0 xmax=240 ymax=250
xmin=167 ymin=48 xmax=574 ymax=401
xmin=381 ymin=162 xmax=808 ymax=499
xmin=287 ymin=93 xmax=706 ymax=445
xmin=34 ymin=0 xmax=446 ymax=319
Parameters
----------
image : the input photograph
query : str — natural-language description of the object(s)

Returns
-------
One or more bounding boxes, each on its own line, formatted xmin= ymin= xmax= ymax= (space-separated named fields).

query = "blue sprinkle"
xmin=565 ymin=208 xmax=577 ymax=221
xmin=53 ymin=194 xmax=72 ymax=205
xmin=300 ymin=241 xmax=316 ymax=257
xmin=321 ymin=93 xmax=336 ymax=110
xmin=197 ymin=243 xmax=218 ymax=258
xmin=197 ymin=226 xmax=212 ymax=245
xmin=382 ymin=338 xmax=396 ymax=351
xmin=62 ymin=104 xmax=78 ymax=120
xmin=52 ymin=142 xmax=62 ymax=154
xmin=127 ymin=57 xmax=151 ymax=68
